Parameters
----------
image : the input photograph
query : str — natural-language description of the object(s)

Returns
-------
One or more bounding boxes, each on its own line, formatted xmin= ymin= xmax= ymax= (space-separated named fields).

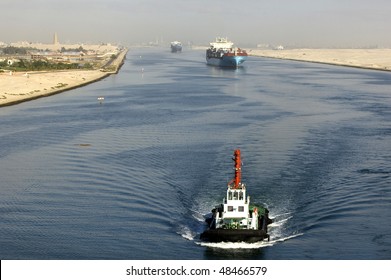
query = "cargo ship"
xmin=206 ymin=37 xmax=248 ymax=67
xmin=171 ymin=41 xmax=182 ymax=52
xmin=200 ymin=149 xmax=272 ymax=243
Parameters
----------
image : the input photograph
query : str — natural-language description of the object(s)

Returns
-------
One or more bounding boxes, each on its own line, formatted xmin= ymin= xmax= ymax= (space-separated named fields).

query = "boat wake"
xmin=195 ymin=239 xmax=273 ymax=249
xmin=178 ymin=208 xmax=303 ymax=249
xmin=194 ymin=213 xmax=302 ymax=249
xmin=177 ymin=149 xmax=302 ymax=249
xmin=176 ymin=209 xmax=207 ymax=241
xmin=178 ymin=225 xmax=197 ymax=241
xmin=195 ymin=232 xmax=303 ymax=249
xmin=266 ymin=211 xmax=303 ymax=244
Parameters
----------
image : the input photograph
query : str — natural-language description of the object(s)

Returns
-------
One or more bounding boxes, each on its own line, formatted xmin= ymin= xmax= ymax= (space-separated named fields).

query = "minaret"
xmin=53 ymin=32 xmax=59 ymax=45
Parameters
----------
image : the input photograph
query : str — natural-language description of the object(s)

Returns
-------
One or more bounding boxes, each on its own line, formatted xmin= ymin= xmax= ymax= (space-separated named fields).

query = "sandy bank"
xmin=0 ymin=49 xmax=127 ymax=107
xmin=0 ymin=70 xmax=109 ymax=107
xmin=250 ymin=49 xmax=391 ymax=72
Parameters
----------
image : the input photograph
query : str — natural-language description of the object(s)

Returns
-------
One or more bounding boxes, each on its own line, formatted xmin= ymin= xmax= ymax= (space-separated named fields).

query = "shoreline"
xmin=249 ymin=49 xmax=391 ymax=72
xmin=0 ymin=49 xmax=127 ymax=108
xmin=3 ymin=48 xmax=390 ymax=108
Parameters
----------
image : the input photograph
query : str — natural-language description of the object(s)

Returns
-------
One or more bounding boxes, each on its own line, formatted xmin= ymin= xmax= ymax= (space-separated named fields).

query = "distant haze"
xmin=1 ymin=0 xmax=391 ymax=48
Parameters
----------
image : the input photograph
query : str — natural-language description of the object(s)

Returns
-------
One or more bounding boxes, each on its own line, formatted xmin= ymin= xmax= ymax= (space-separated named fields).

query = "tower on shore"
xmin=53 ymin=32 xmax=59 ymax=45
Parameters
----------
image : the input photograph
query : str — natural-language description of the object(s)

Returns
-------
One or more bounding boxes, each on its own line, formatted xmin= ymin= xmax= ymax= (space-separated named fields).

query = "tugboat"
xmin=200 ymin=149 xmax=272 ymax=243
xmin=206 ymin=37 xmax=248 ymax=67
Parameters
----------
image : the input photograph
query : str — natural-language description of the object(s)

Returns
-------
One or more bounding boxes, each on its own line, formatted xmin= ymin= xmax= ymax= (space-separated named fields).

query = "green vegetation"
xmin=0 ymin=46 xmax=122 ymax=72
xmin=0 ymin=46 xmax=96 ymax=71
xmin=0 ymin=46 xmax=37 ymax=55
xmin=0 ymin=59 xmax=86 ymax=71
xmin=60 ymin=46 xmax=86 ymax=53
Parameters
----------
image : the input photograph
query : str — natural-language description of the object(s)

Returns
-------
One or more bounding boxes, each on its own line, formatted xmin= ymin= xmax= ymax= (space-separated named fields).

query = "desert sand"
xmin=250 ymin=49 xmax=391 ymax=71
xmin=0 ymin=49 xmax=127 ymax=107
xmin=0 ymin=70 xmax=109 ymax=106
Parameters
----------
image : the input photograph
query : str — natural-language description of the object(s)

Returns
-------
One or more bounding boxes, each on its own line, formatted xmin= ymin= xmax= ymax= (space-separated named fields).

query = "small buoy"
xmin=74 ymin=143 xmax=91 ymax=147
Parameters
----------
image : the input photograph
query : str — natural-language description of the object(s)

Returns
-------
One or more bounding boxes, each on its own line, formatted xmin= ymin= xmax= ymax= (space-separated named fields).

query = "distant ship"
xmin=206 ymin=37 xmax=248 ymax=67
xmin=171 ymin=41 xmax=182 ymax=52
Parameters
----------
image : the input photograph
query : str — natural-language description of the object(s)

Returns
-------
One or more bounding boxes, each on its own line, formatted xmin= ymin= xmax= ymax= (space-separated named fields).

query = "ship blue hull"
xmin=171 ymin=45 xmax=182 ymax=53
xmin=206 ymin=55 xmax=247 ymax=67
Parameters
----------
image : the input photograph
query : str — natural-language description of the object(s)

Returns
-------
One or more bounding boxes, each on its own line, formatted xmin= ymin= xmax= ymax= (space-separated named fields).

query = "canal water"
xmin=0 ymin=48 xmax=390 ymax=259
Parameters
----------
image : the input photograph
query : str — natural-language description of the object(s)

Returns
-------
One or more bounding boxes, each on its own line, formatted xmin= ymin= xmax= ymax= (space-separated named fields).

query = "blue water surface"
xmin=0 ymin=48 xmax=390 ymax=259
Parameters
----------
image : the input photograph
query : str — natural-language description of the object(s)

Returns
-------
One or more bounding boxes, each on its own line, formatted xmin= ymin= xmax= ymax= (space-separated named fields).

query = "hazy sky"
xmin=1 ymin=0 xmax=391 ymax=47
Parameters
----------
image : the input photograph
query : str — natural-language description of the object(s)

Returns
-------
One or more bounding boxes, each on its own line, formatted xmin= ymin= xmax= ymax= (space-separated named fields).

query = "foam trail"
xmin=268 ymin=216 xmax=292 ymax=228
xmin=269 ymin=233 xmax=303 ymax=244
xmin=269 ymin=212 xmax=292 ymax=219
xmin=189 ymin=208 xmax=208 ymax=222
xmin=196 ymin=241 xmax=274 ymax=249
xmin=195 ymin=232 xmax=303 ymax=249
xmin=190 ymin=205 xmax=301 ymax=249
xmin=177 ymin=225 xmax=196 ymax=241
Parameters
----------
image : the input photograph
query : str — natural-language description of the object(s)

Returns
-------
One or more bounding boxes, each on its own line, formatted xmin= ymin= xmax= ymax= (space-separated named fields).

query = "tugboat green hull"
xmin=201 ymin=204 xmax=272 ymax=243
xmin=200 ymin=228 xmax=269 ymax=243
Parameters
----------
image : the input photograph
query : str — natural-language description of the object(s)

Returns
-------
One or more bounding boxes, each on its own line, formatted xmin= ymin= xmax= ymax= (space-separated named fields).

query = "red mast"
xmin=232 ymin=149 xmax=242 ymax=189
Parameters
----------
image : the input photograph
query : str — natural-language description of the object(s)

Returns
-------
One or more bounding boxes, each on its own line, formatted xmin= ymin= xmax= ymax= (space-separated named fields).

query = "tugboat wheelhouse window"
xmin=239 ymin=206 xmax=244 ymax=212
xmin=228 ymin=206 xmax=234 ymax=212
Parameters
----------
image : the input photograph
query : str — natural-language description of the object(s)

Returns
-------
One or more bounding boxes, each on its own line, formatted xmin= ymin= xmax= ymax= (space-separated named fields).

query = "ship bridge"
xmin=223 ymin=185 xmax=250 ymax=219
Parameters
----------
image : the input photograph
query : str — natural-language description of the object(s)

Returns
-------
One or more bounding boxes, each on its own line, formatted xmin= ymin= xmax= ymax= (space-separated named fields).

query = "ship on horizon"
xmin=170 ymin=41 xmax=182 ymax=52
xmin=206 ymin=37 xmax=248 ymax=67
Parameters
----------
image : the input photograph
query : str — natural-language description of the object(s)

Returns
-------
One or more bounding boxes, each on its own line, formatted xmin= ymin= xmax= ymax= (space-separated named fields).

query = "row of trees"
xmin=0 ymin=46 xmax=37 ymax=55
xmin=0 ymin=59 xmax=93 ymax=71
xmin=60 ymin=46 xmax=86 ymax=53
xmin=0 ymin=46 xmax=86 ymax=55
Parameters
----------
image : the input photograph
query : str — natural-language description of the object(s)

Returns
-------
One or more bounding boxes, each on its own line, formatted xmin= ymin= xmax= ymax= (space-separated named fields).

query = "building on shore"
xmin=53 ymin=32 xmax=59 ymax=45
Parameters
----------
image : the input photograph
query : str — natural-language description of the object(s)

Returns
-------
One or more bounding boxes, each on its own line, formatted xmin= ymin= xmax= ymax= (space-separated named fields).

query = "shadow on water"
xmin=203 ymin=247 xmax=267 ymax=260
